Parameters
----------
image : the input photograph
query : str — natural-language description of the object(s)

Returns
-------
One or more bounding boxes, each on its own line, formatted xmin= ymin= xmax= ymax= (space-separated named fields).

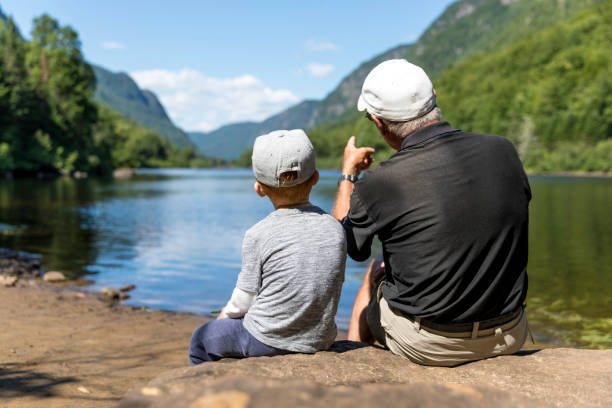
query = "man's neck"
xmin=395 ymin=119 xmax=441 ymax=151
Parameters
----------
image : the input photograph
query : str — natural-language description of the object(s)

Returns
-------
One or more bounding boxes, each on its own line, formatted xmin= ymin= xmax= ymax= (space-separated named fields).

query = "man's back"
xmin=348 ymin=122 xmax=531 ymax=323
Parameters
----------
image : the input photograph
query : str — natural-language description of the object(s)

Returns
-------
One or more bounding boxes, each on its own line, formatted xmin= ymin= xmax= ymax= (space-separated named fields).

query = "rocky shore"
xmin=119 ymin=345 xmax=612 ymax=408
xmin=0 ymin=283 xmax=209 ymax=408
xmin=1 ymin=252 xmax=610 ymax=407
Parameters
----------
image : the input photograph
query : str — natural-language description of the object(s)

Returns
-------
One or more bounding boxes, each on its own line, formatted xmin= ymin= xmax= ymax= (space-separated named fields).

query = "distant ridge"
xmin=189 ymin=100 xmax=317 ymax=160
xmin=92 ymin=65 xmax=195 ymax=149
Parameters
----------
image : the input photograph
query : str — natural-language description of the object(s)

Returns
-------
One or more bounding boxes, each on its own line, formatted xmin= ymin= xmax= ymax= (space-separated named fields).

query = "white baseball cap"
xmin=357 ymin=59 xmax=436 ymax=121
xmin=251 ymin=129 xmax=316 ymax=187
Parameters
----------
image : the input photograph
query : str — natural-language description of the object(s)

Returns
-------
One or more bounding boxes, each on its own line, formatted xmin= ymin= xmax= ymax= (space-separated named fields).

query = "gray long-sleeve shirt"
xmin=238 ymin=205 xmax=346 ymax=353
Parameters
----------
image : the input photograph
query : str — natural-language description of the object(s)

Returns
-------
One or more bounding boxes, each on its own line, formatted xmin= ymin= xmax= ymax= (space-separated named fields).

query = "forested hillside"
xmin=306 ymin=0 xmax=611 ymax=172
xmin=437 ymin=1 xmax=612 ymax=171
xmin=93 ymin=65 xmax=196 ymax=149
xmin=197 ymin=0 xmax=609 ymax=169
xmin=0 ymin=12 xmax=213 ymax=175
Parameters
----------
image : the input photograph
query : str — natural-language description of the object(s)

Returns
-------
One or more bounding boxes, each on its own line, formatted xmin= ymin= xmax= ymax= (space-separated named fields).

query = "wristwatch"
xmin=338 ymin=174 xmax=359 ymax=186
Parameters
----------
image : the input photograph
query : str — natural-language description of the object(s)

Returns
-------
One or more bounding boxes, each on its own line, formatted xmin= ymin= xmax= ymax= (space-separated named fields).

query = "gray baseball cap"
xmin=252 ymin=129 xmax=316 ymax=187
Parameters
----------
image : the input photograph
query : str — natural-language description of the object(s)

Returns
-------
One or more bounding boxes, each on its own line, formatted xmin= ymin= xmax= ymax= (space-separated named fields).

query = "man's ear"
xmin=254 ymin=180 xmax=267 ymax=197
xmin=371 ymin=115 xmax=384 ymax=130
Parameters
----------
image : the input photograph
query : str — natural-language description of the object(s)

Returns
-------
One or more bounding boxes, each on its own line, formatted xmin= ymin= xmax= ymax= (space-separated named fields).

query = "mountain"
xmin=189 ymin=100 xmax=317 ymax=160
xmin=92 ymin=65 xmax=195 ymax=148
xmin=307 ymin=0 xmax=611 ymax=173
xmin=307 ymin=0 xmax=605 ymax=129
xmin=193 ymin=0 xmax=605 ymax=160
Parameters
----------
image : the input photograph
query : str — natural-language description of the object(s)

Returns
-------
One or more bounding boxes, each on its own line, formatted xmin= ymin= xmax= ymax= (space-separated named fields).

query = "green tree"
xmin=25 ymin=14 xmax=99 ymax=173
xmin=0 ymin=17 xmax=53 ymax=172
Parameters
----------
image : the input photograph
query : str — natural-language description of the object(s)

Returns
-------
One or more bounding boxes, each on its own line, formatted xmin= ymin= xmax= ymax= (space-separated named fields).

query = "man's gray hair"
xmin=381 ymin=107 xmax=442 ymax=140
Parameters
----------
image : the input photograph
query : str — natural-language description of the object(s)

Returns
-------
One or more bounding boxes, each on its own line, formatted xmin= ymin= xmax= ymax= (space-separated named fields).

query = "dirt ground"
xmin=0 ymin=282 xmax=211 ymax=408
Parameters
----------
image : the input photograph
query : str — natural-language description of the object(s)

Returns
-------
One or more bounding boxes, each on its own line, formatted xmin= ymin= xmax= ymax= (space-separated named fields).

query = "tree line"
xmin=0 ymin=14 xmax=217 ymax=176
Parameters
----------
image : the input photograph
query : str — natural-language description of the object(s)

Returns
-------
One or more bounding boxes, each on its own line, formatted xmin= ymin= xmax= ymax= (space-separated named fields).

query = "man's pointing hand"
xmin=342 ymin=136 xmax=375 ymax=177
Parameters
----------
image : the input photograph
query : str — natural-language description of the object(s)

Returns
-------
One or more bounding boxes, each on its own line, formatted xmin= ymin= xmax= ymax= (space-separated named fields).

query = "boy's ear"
xmin=311 ymin=170 xmax=319 ymax=186
xmin=254 ymin=180 xmax=267 ymax=197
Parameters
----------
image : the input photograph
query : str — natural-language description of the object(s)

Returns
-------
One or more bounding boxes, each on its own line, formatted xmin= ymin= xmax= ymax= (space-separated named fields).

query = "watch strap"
xmin=338 ymin=174 xmax=359 ymax=186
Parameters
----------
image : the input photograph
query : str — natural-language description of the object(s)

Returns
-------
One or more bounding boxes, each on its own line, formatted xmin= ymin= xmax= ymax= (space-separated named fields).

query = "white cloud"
xmin=305 ymin=39 xmax=338 ymax=52
xmin=305 ymin=63 xmax=335 ymax=78
xmin=101 ymin=41 xmax=126 ymax=50
xmin=130 ymin=68 xmax=300 ymax=132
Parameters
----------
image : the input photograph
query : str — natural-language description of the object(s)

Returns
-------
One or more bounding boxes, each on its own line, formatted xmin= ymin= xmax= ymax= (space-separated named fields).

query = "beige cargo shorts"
xmin=365 ymin=283 xmax=528 ymax=367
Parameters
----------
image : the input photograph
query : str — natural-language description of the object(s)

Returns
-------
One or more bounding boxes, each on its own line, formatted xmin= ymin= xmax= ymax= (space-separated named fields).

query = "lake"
xmin=0 ymin=169 xmax=610 ymax=348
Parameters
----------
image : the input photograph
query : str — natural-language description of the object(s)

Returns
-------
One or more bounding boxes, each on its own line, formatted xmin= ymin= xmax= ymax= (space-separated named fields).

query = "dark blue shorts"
xmin=189 ymin=318 xmax=292 ymax=365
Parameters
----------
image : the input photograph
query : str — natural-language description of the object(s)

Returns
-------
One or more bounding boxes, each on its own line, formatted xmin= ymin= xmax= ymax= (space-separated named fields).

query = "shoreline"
xmin=0 ymin=279 xmax=349 ymax=408
xmin=3 ymin=167 xmax=611 ymax=180
xmin=1 ymin=280 xmax=211 ymax=408
xmin=1 ymin=277 xmax=558 ymax=408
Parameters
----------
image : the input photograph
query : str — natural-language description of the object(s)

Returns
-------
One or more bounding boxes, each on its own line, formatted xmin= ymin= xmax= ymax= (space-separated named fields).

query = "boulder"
xmin=43 ymin=271 xmax=67 ymax=282
xmin=120 ymin=342 xmax=612 ymax=407
xmin=113 ymin=168 xmax=136 ymax=179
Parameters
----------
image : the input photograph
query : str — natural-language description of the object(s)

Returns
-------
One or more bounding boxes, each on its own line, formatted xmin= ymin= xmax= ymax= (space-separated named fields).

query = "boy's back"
xmin=189 ymin=129 xmax=347 ymax=364
xmin=239 ymin=205 xmax=346 ymax=352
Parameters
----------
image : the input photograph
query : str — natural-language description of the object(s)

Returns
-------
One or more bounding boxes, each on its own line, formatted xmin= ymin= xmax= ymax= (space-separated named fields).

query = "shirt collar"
xmin=399 ymin=121 xmax=457 ymax=150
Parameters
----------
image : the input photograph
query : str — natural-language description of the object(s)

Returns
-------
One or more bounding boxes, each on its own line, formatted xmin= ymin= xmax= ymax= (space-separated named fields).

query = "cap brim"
xmin=357 ymin=94 xmax=367 ymax=112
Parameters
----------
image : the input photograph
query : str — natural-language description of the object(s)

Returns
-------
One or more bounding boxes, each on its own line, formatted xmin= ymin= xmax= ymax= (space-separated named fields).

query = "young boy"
xmin=189 ymin=129 xmax=346 ymax=364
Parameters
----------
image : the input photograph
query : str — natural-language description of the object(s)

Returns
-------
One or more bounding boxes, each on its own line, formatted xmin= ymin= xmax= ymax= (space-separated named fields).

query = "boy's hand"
xmin=216 ymin=307 xmax=227 ymax=320
xmin=342 ymin=136 xmax=375 ymax=177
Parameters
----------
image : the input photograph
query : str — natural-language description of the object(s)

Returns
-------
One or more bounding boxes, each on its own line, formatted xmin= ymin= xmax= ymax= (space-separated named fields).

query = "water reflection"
xmin=527 ymin=176 xmax=612 ymax=348
xmin=0 ymin=170 xmax=609 ymax=348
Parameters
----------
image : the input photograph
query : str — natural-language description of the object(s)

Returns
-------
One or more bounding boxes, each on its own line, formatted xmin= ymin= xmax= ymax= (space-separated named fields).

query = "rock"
xmin=120 ymin=284 xmax=136 ymax=293
xmin=77 ymin=386 xmax=91 ymax=394
xmin=0 ymin=249 xmax=41 ymax=279
xmin=0 ymin=275 xmax=18 ymax=287
xmin=100 ymin=287 xmax=130 ymax=301
xmin=43 ymin=271 xmax=67 ymax=282
xmin=113 ymin=168 xmax=136 ymax=179
xmin=120 ymin=344 xmax=612 ymax=408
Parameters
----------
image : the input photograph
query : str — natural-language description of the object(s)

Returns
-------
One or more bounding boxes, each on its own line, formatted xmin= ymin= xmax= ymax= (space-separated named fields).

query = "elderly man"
xmin=331 ymin=59 xmax=531 ymax=367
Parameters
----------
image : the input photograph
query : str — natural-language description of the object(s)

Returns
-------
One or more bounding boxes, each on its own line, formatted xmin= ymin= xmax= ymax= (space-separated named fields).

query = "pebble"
xmin=77 ymin=386 xmax=91 ymax=394
xmin=120 ymin=284 xmax=136 ymax=293
xmin=43 ymin=271 xmax=66 ymax=282
xmin=0 ymin=275 xmax=18 ymax=287
xmin=141 ymin=387 xmax=162 ymax=396
xmin=101 ymin=287 xmax=130 ymax=301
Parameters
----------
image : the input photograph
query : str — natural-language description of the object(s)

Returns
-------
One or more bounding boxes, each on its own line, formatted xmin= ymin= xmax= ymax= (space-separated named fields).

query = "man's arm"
xmin=331 ymin=136 xmax=375 ymax=221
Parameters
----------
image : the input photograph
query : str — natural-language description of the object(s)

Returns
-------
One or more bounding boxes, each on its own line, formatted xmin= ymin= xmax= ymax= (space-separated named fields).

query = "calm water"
xmin=0 ymin=169 xmax=610 ymax=348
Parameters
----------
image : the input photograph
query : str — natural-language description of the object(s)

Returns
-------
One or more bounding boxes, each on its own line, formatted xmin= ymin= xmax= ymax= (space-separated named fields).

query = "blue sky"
xmin=1 ymin=0 xmax=457 ymax=132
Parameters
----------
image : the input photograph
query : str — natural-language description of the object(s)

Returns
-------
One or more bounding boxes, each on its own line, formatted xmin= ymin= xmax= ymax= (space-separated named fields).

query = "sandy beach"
xmin=0 ymin=282 xmax=210 ymax=408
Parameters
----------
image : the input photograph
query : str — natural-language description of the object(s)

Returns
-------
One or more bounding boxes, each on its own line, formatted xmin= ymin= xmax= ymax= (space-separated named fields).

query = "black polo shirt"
xmin=342 ymin=121 xmax=531 ymax=324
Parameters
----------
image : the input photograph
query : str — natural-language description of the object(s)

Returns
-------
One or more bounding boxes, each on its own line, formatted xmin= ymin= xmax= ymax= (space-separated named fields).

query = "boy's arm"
xmin=218 ymin=287 xmax=256 ymax=319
